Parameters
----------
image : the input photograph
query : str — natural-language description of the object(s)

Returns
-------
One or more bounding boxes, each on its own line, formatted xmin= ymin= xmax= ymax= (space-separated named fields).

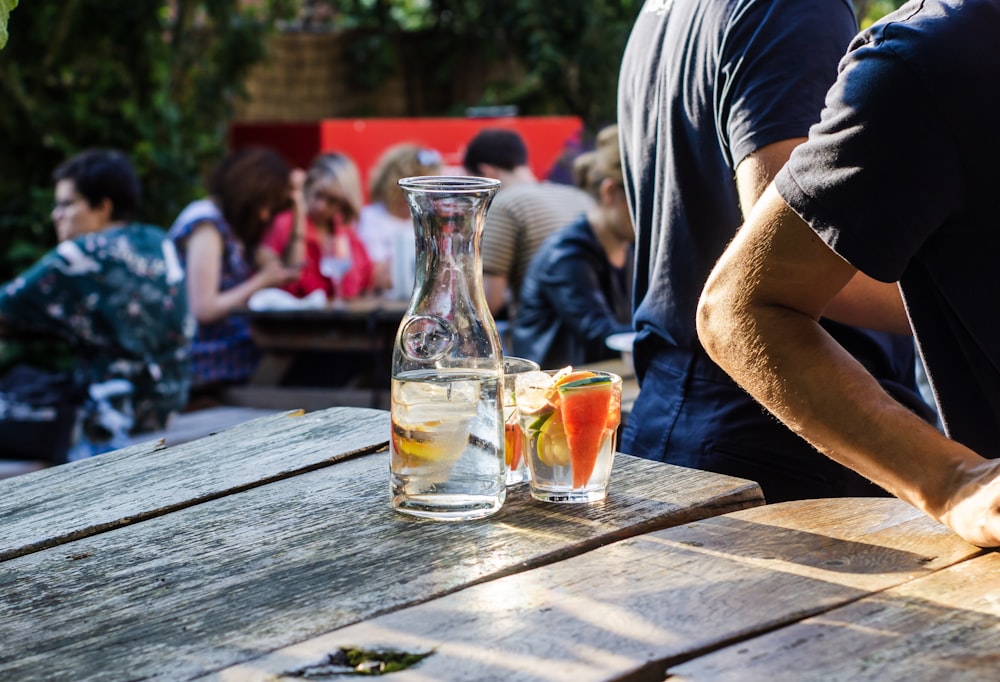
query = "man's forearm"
xmin=710 ymin=297 xmax=978 ymax=515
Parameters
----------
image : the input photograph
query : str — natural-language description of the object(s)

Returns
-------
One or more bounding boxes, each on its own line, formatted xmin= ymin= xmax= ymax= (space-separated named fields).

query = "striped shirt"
xmin=481 ymin=181 xmax=594 ymax=309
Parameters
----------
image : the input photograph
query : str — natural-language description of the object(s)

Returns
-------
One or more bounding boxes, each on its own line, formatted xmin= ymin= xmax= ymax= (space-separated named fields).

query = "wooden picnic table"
xmin=219 ymin=497 xmax=990 ymax=682
xmin=228 ymin=297 xmax=408 ymax=410
xmin=233 ymin=300 xmax=637 ymax=416
xmin=0 ymin=405 xmax=763 ymax=681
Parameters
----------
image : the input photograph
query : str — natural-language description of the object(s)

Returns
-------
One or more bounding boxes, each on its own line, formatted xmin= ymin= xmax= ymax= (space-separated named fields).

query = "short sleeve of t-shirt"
xmin=776 ymin=30 xmax=964 ymax=282
xmin=720 ymin=0 xmax=858 ymax=169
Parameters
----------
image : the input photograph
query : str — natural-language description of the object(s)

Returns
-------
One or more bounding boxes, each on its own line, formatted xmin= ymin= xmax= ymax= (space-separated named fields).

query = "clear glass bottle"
xmin=390 ymin=176 xmax=506 ymax=520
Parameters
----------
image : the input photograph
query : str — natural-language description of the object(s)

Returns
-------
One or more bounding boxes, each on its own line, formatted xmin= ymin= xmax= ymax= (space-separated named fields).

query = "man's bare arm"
xmin=735 ymin=138 xmax=805 ymax=212
xmin=821 ymin=273 xmax=911 ymax=334
xmin=697 ymin=185 xmax=1000 ymax=547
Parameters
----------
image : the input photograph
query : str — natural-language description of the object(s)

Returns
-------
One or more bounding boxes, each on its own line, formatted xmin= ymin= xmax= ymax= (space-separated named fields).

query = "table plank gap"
xmin=664 ymin=550 xmax=999 ymax=681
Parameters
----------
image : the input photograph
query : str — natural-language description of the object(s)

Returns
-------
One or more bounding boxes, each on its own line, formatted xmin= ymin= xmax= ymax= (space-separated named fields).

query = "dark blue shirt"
xmin=778 ymin=0 xmax=1000 ymax=457
xmin=616 ymin=0 xmax=929 ymax=501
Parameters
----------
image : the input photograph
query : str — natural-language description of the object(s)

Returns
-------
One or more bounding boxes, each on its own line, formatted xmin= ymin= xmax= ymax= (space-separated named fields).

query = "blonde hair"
xmin=572 ymin=125 xmax=623 ymax=197
xmin=368 ymin=143 xmax=443 ymax=205
xmin=306 ymin=152 xmax=363 ymax=222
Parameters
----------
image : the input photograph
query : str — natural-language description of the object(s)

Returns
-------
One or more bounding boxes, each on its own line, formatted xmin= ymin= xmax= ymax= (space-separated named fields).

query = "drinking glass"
xmin=320 ymin=233 xmax=353 ymax=306
xmin=502 ymin=356 xmax=540 ymax=485
xmin=515 ymin=368 xmax=623 ymax=503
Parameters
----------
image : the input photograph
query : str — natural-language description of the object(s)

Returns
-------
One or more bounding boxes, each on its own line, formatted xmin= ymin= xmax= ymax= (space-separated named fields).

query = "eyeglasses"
xmin=310 ymin=190 xmax=350 ymax=209
xmin=53 ymin=197 xmax=85 ymax=211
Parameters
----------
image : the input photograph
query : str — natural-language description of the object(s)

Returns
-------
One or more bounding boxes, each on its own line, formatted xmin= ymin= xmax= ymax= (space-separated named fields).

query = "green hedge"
xmin=0 ymin=0 xmax=294 ymax=279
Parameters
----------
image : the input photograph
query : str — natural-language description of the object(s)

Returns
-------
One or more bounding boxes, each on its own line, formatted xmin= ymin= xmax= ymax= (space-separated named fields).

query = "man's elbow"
xmin=482 ymin=274 xmax=508 ymax=317
xmin=696 ymin=278 xmax=737 ymax=369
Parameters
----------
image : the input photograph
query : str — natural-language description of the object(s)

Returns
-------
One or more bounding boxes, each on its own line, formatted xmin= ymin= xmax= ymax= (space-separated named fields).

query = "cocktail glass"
xmin=502 ymin=356 xmax=540 ymax=485
xmin=515 ymin=368 xmax=622 ymax=503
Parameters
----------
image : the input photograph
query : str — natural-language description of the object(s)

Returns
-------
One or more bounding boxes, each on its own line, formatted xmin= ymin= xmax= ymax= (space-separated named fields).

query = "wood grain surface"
xmin=0 ymin=407 xmax=389 ymax=561
xmin=209 ymin=498 xmax=981 ymax=682
xmin=667 ymin=550 xmax=1000 ymax=681
xmin=0 ymin=448 xmax=761 ymax=681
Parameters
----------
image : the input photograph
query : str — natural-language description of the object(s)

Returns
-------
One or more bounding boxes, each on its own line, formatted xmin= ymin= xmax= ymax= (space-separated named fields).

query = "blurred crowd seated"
xmin=0 ymin=125 xmax=618 ymax=468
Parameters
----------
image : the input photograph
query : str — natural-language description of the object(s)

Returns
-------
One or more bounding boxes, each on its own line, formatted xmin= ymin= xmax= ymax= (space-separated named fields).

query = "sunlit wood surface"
xmin=0 ymin=406 xmax=762 ymax=681
xmin=212 ymin=497 xmax=983 ymax=682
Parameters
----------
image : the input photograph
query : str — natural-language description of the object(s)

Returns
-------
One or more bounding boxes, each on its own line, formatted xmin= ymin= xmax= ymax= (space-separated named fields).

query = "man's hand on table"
xmin=939 ymin=459 xmax=1000 ymax=548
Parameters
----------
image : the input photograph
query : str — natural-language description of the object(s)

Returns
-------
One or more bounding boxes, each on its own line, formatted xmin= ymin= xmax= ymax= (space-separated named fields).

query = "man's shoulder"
xmin=863 ymin=0 xmax=1000 ymax=72
xmin=504 ymin=180 xmax=590 ymax=197
xmin=494 ymin=181 xmax=593 ymax=209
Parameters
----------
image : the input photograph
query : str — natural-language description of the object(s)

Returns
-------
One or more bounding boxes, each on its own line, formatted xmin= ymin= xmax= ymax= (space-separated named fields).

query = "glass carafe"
xmin=390 ymin=176 xmax=506 ymax=520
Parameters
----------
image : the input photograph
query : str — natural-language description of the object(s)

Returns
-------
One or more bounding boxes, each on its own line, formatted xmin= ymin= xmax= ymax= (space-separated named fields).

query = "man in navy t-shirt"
xmin=699 ymin=0 xmax=1000 ymax=547
xmin=617 ymin=0 xmax=932 ymax=502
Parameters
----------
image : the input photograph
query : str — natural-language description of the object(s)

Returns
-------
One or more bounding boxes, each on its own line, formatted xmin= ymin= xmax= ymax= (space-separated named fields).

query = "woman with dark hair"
xmin=168 ymin=147 xmax=302 ymax=402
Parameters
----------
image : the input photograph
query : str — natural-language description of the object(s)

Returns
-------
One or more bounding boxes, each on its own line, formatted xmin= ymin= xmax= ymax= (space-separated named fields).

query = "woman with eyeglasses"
xmin=261 ymin=152 xmax=373 ymax=302
xmin=0 ymin=149 xmax=193 ymax=461
xmin=357 ymin=143 xmax=443 ymax=299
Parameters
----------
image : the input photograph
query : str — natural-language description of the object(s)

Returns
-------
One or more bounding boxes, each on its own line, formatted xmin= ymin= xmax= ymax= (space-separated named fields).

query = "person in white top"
xmin=357 ymin=143 xmax=443 ymax=299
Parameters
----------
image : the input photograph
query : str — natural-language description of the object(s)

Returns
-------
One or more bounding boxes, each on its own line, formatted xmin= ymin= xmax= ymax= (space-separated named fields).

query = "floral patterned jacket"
xmin=0 ymin=223 xmax=194 ymax=431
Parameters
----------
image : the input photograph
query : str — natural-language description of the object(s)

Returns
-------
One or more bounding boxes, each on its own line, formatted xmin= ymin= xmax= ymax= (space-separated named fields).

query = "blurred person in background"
xmin=513 ymin=124 xmax=634 ymax=369
xmin=261 ymin=152 xmax=373 ymax=302
xmin=0 ymin=149 xmax=193 ymax=461
xmin=357 ymin=143 xmax=442 ymax=300
xmin=168 ymin=147 xmax=302 ymax=407
xmin=461 ymin=128 xmax=594 ymax=327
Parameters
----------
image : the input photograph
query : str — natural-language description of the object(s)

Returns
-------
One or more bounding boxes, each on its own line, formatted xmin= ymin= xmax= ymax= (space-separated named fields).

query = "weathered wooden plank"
xmin=667 ymin=551 xmax=1000 ymax=681
xmin=208 ymin=498 xmax=981 ymax=682
xmin=133 ymin=406 xmax=280 ymax=446
xmin=0 ymin=407 xmax=389 ymax=562
xmin=0 ymin=452 xmax=760 ymax=682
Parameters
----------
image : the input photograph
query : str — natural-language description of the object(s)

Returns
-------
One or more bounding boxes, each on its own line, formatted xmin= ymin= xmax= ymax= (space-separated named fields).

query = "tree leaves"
xmin=0 ymin=0 xmax=292 ymax=279
xmin=0 ymin=0 xmax=18 ymax=50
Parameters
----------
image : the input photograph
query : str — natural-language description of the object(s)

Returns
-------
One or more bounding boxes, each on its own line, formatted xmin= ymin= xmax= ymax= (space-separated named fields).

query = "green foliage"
xmin=0 ymin=0 xmax=294 ymax=280
xmin=313 ymin=0 xmax=911 ymax=130
xmin=856 ymin=0 xmax=909 ymax=28
xmin=0 ymin=0 xmax=16 ymax=50
xmin=317 ymin=0 xmax=643 ymax=130
xmin=305 ymin=0 xmax=902 ymax=139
